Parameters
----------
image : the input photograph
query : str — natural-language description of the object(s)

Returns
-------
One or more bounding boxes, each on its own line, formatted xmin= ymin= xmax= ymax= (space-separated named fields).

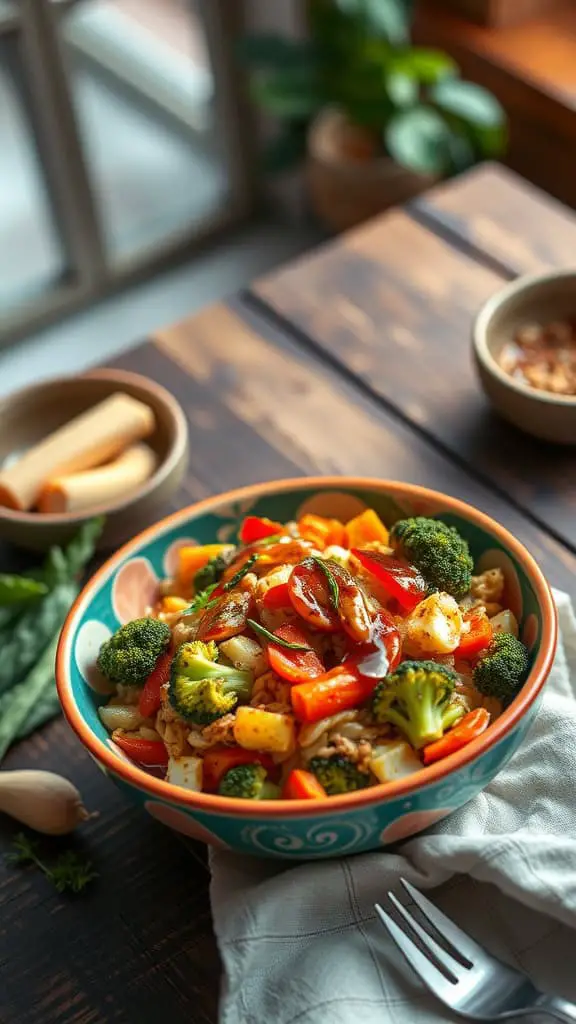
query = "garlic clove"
xmin=0 ymin=770 xmax=94 ymax=835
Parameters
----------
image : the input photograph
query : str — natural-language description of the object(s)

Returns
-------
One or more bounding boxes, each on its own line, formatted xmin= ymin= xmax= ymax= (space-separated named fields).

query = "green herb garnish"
xmin=247 ymin=618 xmax=311 ymax=651
xmin=311 ymin=556 xmax=340 ymax=609
xmin=6 ymin=833 xmax=98 ymax=894
xmin=185 ymin=584 xmax=219 ymax=616
xmin=223 ymin=554 xmax=258 ymax=591
xmin=253 ymin=533 xmax=283 ymax=547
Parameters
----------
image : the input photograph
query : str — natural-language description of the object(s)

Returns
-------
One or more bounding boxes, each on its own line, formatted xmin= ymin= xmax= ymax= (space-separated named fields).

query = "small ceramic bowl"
xmin=56 ymin=477 xmax=557 ymax=860
xmin=0 ymin=369 xmax=188 ymax=551
xmin=473 ymin=269 xmax=576 ymax=445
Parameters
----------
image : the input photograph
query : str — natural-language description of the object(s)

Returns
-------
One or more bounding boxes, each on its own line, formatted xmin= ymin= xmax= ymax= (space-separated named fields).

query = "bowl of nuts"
xmin=472 ymin=269 xmax=576 ymax=445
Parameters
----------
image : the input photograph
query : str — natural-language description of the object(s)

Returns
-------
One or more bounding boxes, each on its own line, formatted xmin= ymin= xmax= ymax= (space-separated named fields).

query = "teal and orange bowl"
xmin=56 ymin=478 xmax=557 ymax=859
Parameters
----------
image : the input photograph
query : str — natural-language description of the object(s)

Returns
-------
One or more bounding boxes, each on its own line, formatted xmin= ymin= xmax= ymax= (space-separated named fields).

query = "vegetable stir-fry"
xmin=96 ymin=509 xmax=530 ymax=800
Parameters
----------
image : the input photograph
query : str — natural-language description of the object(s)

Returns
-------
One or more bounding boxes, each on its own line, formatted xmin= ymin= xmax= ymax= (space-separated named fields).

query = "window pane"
xmin=0 ymin=55 xmax=66 ymax=316
xmin=60 ymin=0 xmax=230 ymax=262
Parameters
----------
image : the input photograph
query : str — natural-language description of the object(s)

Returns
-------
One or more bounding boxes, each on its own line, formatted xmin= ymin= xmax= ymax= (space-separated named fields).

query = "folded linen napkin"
xmin=210 ymin=590 xmax=576 ymax=1024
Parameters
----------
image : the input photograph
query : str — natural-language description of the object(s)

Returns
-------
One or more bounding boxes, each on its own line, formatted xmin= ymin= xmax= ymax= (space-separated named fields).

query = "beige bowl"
xmin=0 ymin=369 xmax=188 ymax=551
xmin=472 ymin=269 xmax=576 ymax=445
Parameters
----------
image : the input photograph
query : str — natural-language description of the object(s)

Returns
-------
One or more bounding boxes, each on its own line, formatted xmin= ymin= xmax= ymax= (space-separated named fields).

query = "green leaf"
xmin=247 ymin=619 xmax=311 ymax=651
xmin=444 ymin=130 xmax=477 ymax=174
xmin=392 ymin=47 xmax=457 ymax=84
xmin=364 ymin=0 xmax=410 ymax=45
xmin=262 ymin=126 xmax=307 ymax=174
xmin=238 ymin=35 xmax=316 ymax=72
xmin=385 ymin=105 xmax=454 ymax=176
xmin=251 ymin=70 xmax=321 ymax=120
xmin=0 ymin=631 xmax=60 ymax=761
xmin=0 ymin=574 xmax=48 ymax=606
xmin=430 ymin=79 xmax=506 ymax=157
xmin=386 ymin=71 xmax=418 ymax=108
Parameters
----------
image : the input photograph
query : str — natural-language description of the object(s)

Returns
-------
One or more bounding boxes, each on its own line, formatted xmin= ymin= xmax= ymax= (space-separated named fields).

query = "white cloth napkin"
xmin=209 ymin=590 xmax=576 ymax=1024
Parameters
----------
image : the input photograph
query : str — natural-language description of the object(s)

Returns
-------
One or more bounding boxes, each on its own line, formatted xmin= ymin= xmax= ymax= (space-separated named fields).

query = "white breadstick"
xmin=0 ymin=393 xmax=155 ymax=511
xmin=38 ymin=443 xmax=158 ymax=514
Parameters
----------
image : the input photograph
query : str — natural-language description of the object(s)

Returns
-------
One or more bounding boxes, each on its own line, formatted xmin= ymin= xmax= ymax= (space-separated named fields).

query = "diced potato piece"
xmin=178 ymin=544 xmax=233 ymax=587
xmin=370 ymin=740 xmax=422 ymax=783
xmin=233 ymin=706 xmax=295 ymax=754
xmin=323 ymin=545 xmax=352 ymax=569
xmin=99 ymin=705 xmax=143 ymax=732
xmin=166 ymin=755 xmax=203 ymax=792
xmin=345 ymin=508 xmax=389 ymax=548
xmin=219 ymin=635 xmax=267 ymax=676
xmin=404 ymin=592 xmax=463 ymax=656
xmin=161 ymin=595 xmax=189 ymax=614
xmin=489 ymin=609 xmax=519 ymax=637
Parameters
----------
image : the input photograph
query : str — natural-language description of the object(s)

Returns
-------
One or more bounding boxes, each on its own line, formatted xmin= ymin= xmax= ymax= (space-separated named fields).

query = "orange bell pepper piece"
xmin=178 ymin=544 xmax=230 ymax=587
xmin=297 ymin=514 xmax=345 ymax=550
xmin=345 ymin=509 xmax=389 ymax=548
xmin=283 ymin=769 xmax=327 ymax=800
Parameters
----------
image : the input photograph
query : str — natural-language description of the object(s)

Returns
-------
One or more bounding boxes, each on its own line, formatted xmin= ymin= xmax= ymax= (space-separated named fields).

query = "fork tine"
xmin=401 ymin=878 xmax=484 ymax=968
xmin=374 ymin=903 xmax=457 ymax=1003
xmin=387 ymin=890 xmax=463 ymax=981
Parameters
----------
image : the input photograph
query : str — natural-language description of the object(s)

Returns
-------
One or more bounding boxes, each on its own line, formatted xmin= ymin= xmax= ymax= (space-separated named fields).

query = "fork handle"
xmin=535 ymin=995 xmax=576 ymax=1022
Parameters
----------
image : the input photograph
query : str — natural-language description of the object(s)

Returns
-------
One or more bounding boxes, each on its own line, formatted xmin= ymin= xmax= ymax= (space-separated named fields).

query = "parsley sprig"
xmin=6 ymin=833 xmax=98 ymax=894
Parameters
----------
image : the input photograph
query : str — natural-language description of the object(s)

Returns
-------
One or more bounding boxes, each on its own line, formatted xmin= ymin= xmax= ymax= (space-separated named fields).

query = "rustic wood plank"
xmin=412 ymin=163 xmax=576 ymax=277
xmin=1 ymin=299 xmax=575 ymax=1023
xmin=154 ymin=299 xmax=576 ymax=590
xmin=251 ymin=208 xmax=576 ymax=551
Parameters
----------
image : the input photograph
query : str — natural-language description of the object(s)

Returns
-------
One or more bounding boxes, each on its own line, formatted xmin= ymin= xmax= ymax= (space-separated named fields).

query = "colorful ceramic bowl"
xmin=56 ymin=478 xmax=557 ymax=859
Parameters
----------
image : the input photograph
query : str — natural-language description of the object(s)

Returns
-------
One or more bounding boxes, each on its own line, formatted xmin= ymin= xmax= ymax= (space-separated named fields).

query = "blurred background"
xmin=0 ymin=0 xmax=571 ymax=384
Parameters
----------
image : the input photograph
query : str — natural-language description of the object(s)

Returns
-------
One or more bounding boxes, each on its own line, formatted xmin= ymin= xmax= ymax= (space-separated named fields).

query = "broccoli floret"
xmin=218 ymin=763 xmax=280 ymax=799
xmin=372 ymin=659 xmax=465 ymax=749
xmin=473 ymin=632 xmax=529 ymax=705
xmin=308 ymin=755 xmax=370 ymax=795
xmin=390 ymin=516 xmax=473 ymax=599
xmin=97 ymin=617 xmax=171 ymax=685
xmin=194 ymin=552 xmax=234 ymax=593
xmin=169 ymin=640 xmax=252 ymax=725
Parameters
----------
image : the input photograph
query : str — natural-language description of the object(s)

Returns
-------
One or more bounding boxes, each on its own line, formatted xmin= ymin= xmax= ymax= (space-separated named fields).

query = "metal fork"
xmin=375 ymin=879 xmax=576 ymax=1022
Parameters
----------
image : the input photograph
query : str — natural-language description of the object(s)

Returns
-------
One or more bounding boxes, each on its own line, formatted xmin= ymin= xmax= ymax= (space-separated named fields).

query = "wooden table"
xmin=1 ymin=163 xmax=575 ymax=1024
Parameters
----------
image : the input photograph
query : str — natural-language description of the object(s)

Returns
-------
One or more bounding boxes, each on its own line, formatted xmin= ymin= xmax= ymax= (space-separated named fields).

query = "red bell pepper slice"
xmin=202 ymin=746 xmax=276 ymax=791
xmin=291 ymin=664 xmax=376 ymax=722
xmin=347 ymin=607 xmax=401 ymax=678
xmin=112 ymin=731 xmax=169 ymax=767
xmin=197 ymin=590 xmax=252 ymax=642
xmin=455 ymin=607 xmax=493 ymax=659
xmin=282 ymin=769 xmax=327 ymax=800
xmin=268 ymin=623 xmax=325 ymax=684
xmin=288 ymin=558 xmax=340 ymax=632
xmin=422 ymin=708 xmax=490 ymax=765
xmin=261 ymin=580 xmax=292 ymax=610
xmin=239 ymin=515 xmax=282 ymax=544
xmin=352 ymin=548 xmax=427 ymax=612
xmin=138 ymin=650 xmax=173 ymax=718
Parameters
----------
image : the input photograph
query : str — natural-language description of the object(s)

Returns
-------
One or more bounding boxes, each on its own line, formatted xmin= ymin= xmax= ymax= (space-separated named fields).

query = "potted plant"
xmin=240 ymin=0 xmax=507 ymax=231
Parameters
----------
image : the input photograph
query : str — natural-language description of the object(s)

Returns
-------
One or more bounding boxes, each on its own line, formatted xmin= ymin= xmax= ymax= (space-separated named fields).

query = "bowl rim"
xmin=56 ymin=476 xmax=558 ymax=818
xmin=473 ymin=268 xmax=576 ymax=408
xmin=0 ymin=368 xmax=188 ymax=525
